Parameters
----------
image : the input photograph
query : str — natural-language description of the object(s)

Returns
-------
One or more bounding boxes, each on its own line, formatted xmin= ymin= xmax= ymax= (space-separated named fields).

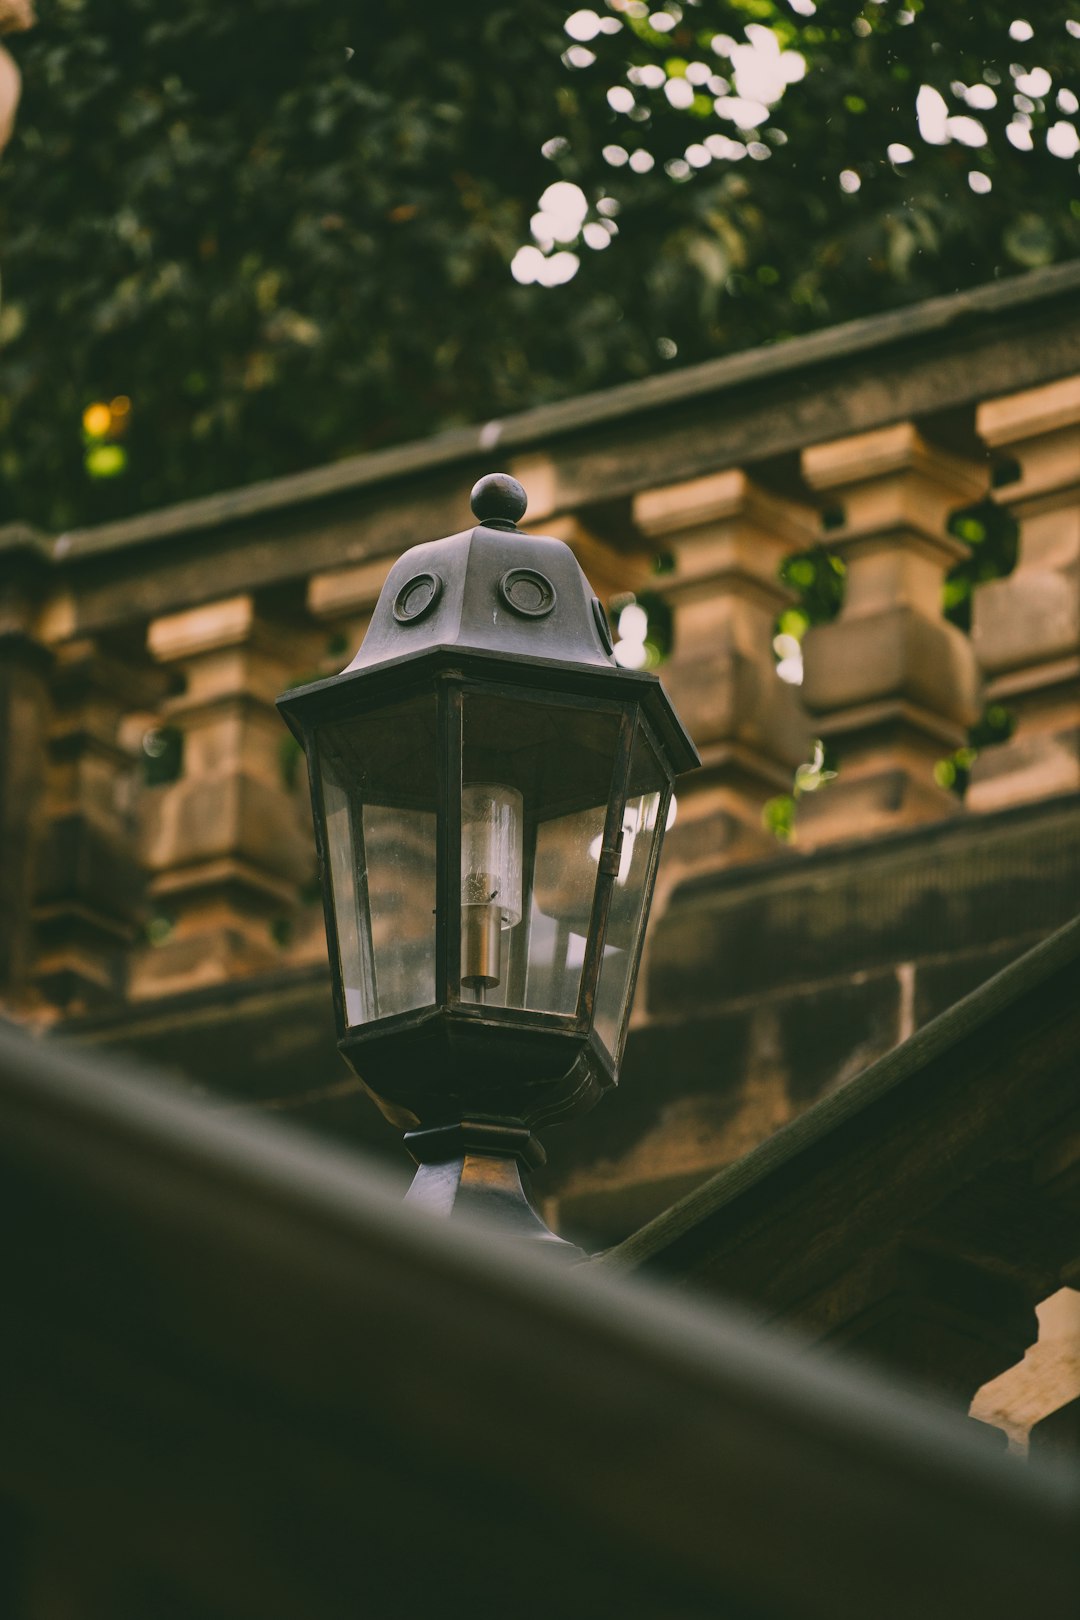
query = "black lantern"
xmin=278 ymin=475 xmax=698 ymax=1249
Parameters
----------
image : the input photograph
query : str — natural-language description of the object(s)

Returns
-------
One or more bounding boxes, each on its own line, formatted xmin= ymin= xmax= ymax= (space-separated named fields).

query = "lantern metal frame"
xmin=277 ymin=474 xmax=698 ymax=1249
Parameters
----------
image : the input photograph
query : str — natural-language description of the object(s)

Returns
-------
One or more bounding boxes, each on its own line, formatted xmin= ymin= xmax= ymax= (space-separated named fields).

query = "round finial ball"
xmin=470 ymin=472 xmax=528 ymax=526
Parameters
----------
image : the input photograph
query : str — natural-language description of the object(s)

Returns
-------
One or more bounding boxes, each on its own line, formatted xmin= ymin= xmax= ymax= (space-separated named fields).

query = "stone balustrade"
xmin=131 ymin=595 xmax=319 ymax=999
xmin=796 ymin=424 xmax=987 ymax=844
xmin=969 ymin=376 xmax=1080 ymax=813
xmin=2 ymin=274 xmax=1079 ymax=1019
xmin=33 ymin=635 xmax=163 ymax=1012
xmin=633 ymin=468 xmax=814 ymax=881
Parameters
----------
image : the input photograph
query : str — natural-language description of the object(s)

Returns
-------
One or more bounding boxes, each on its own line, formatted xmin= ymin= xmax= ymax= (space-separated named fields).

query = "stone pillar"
xmin=132 ymin=595 xmax=316 ymax=998
xmin=31 ymin=636 xmax=163 ymax=1012
xmin=633 ymin=469 xmax=814 ymax=879
xmin=968 ymin=377 xmax=1080 ymax=813
xmin=0 ymin=525 xmax=52 ymax=1011
xmin=797 ymin=425 xmax=986 ymax=844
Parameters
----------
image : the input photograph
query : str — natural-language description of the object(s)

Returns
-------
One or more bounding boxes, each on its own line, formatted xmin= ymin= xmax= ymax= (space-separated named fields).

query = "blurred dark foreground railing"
xmin=0 ymin=1017 xmax=1077 ymax=1620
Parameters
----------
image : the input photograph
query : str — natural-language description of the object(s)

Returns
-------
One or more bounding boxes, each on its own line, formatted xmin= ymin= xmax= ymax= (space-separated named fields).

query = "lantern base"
xmin=403 ymin=1119 xmax=584 ymax=1257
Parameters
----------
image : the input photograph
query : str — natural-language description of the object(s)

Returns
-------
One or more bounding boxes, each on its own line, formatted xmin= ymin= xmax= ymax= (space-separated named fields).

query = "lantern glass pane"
xmin=593 ymin=725 xmax=669 ymax=1062
xmin=524 ymin=804 xmax=610 ymax=1014
xmin=459 ymin=691 xmax=622 ymax=1017
xmin=318 ymin=691 xmax=437 ymax=1026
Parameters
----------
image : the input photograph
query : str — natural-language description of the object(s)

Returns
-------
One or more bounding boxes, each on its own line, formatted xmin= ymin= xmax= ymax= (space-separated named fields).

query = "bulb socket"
xmin=461 ymin=902 xmax=503 ymax=990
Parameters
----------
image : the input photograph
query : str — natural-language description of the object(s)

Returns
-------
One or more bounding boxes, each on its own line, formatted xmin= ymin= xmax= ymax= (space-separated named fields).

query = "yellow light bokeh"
xmin=82 ymin=402 xmax=112 ymax=438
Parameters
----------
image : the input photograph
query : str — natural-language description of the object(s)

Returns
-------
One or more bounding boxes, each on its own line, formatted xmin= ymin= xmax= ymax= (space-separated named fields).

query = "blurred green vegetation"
xmin=943 ymin=496 xmax=1020 ymax=631
xmin=778 ymin=545 xmax=846 ymax=630
xmin=2 ymin=1 xmax=1079 ymax=529
xmin=935 ymin=699 xmax=1015 ymax=799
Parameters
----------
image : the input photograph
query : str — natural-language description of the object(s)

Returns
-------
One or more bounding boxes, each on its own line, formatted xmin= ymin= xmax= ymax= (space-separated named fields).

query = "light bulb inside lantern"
xmin=461 ymin=783 xmax=523 ymax=996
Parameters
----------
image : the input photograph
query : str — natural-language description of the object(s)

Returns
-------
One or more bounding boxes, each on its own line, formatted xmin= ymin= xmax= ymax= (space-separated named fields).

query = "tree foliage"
xmin=1 ymin=0 xmax=1078 ymax=530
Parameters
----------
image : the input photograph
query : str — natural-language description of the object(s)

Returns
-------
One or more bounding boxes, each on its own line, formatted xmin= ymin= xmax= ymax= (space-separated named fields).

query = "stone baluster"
xmin=132 ymin=595 xmax=317 ymax=998
xmin=968 ymin=378 xmax=1080 ymax=812
xmin=31 ymin=635 xmax=164 ymax=1012
xmin=632 ymin=469 xmax=815 ymax=881
xmin=797 ymin=425 xmax=987 ymax=844
xmin=0 ymin=525 xmax=53 ymax=1012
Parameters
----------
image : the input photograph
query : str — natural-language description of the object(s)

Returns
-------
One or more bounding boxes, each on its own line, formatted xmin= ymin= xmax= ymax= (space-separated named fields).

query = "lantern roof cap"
xmin=342 ymin=471 xmax=618 ymax=675
xmin=278 ymin=475 xmax=699 ymax=777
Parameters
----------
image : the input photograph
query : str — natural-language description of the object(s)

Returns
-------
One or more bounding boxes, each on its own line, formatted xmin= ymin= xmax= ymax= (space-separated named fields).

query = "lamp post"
xmin=278 ymin=474 xmax=698 ymax=1250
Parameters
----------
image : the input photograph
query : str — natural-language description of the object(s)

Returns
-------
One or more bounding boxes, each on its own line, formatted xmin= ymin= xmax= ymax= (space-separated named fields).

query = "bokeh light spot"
xmin=82 ymin=403 xmax=112 ymax=438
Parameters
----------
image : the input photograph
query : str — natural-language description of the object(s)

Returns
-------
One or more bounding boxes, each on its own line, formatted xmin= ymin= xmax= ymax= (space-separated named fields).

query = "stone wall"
xmin=2 ymin=268 xmax=1079 ymax=1249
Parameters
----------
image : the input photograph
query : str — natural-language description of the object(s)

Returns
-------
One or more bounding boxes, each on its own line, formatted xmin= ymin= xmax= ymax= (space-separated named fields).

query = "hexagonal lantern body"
xmin=278 ymin=476 xmax=698 ymax=1242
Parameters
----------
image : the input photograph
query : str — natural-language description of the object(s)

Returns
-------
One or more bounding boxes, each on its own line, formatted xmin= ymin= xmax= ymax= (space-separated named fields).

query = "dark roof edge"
xmin=600 ymin=909 xmax=1080 ymax=1272
xmin=52 ymin=260 xmax=1080 ymax=563
xmin=1 ymin=1010 xmax=1076 ymax=1529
